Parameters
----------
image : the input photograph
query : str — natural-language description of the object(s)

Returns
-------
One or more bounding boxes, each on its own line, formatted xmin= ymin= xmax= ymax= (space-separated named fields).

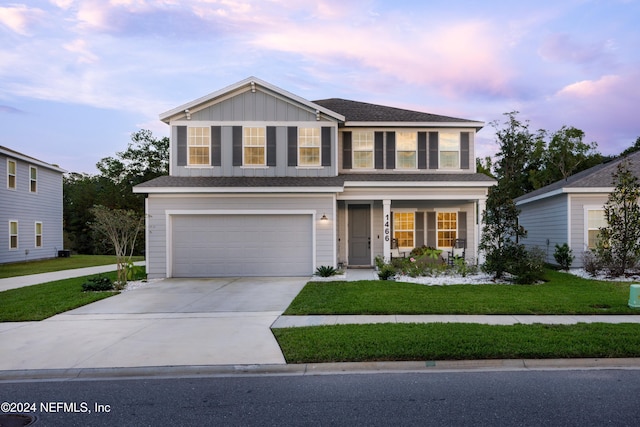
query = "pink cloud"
xmin=0 ymin=4 xmax=45 ymax=35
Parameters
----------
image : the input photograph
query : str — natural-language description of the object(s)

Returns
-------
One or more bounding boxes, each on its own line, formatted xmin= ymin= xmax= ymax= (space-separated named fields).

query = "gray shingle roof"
xmin=516 ymin=150 xmax=640 ymax=203
xmin=134 ymin=173 xmax=495 ymax=190
xmin=313 ymin=98 xmax=482 ymax=125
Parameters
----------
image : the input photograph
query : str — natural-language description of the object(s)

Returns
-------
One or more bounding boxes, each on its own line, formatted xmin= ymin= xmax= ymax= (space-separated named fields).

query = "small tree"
xmin=596 ymin=159 xmax=640 ymax=276
xmin=90 ymin=205 xmax=145 ymax=288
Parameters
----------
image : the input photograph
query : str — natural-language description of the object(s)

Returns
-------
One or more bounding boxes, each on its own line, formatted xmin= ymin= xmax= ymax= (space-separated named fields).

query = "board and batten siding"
xmin=0 ymin=156 xmax=63 ymax=264
xmin=518 ymin=194 xmax=569 ymax=265
xmin=145 ymin=194 xmax=335 ymax=278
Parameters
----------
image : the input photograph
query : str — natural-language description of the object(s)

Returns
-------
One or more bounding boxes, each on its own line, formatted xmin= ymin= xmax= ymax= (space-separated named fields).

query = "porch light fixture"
xmin=320 ymin=213 xmax=328 ymax=221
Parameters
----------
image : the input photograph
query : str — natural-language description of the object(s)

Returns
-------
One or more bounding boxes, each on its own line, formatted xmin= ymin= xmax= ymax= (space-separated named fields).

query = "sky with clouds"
xmin=1 ymin=0 xmax=639 ymax=174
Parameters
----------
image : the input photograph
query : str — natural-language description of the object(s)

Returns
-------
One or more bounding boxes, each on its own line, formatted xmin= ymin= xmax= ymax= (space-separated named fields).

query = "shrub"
xmin=377 ymin=264 xmax=396 ymax=280
xmin=553 ymin=243 xmax=574 ymax=270
xmin=583 ymin=250 xmax=602 ymax=277
xmin=315 ymin=265 xmax=338 ymax=277
xmin=82 ymin=275 xmax=114 ymax=292
xmin=451 ymin=257 xmax=478 ymax=277
xmin=508 ymin=247 xmax=547 ymax=284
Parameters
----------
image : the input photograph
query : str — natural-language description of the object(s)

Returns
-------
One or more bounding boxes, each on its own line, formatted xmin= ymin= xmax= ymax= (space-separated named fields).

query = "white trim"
xmin=343 ymin=181 xmax=494 ymax=187
xmin=8 ymin=220 xmax=18 ymax=250
xmin=135 ymin=186 xmax=344 ymax=194
xmin=434 ymin=209 xmax=459 ymax=250
xmin=516 ymin=187 xmax=615 ymax=206
xmin=338 ymin=193 xmax=490 ymax=201
xmin=583 ymin=204 xmax=606 ymax=251
xmin=345 ymin=121 xmax=484 ymax=129
xmin=0 ymin=148 xmax=66 ymax=173
xmin=29 ymin=165 xmax=37 ymax=193
xmin=165 ymin=209 xmax=317 ymax=278
xmin=144 ymin=197 xmax=150 ymax=277
xmin=6 ymin=158 xmax=16 ymax=190
xmin=34 ymin=221 xmax=43 ymax=248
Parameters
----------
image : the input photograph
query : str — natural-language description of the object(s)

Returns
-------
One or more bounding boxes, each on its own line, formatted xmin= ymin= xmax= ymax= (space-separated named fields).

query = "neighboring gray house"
xmin=134 ymin=77 xmax=495 ymax=278
xmin=1 ymin=146 xmax=65 ymax=264
xmin=515 ymin=150 xmax=640 ymax=268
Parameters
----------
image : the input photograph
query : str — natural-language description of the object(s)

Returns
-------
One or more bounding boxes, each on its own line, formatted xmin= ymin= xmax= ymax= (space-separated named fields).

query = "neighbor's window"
xmin=298 ymin=128 xmax=321 ymax=166
xmin=9 ymin=221 xmax=18 ymax=250
xmin=352 ymin=131 xmax=374 ymax=169
xmin=29 ymin=166 xmax=37 ymax=193
xmin=437 ymin=212 xmax=457 ymax=248
xmin=439 ymin=132 xmax=460 ymax=169
xmin=35 ymin=222 xmax=43 ymax=248
xmin=587 ymin=209 xmax=606 ymax=249
xmin=393 ymin=212 xmax=415 ymax=248
xmin=187 ymin=127 xmax=210 ymax=165
xmin=7 ymin=159 xmax=16 ymax=190
xmin=243 ymin=127 xmax=266 ymax=166
xmin=396 ymin=131 xmax=417 ymax=169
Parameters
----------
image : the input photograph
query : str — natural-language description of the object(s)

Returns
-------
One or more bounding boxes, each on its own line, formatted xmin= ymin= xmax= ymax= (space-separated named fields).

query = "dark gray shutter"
xmin=457 ymin=211 xmax=467 ymax=241
xmin=415 ymin=212 xmax=425 ymax=247
xmin=428 ymin=132 xmax=439 ymax=169
xmin=374 ymin=132 xmax=384 ymax=169
xmin=211 ymin=126 xmax=221 ymax=166
xmin=418 ymin=132 xmax=427 ymax=169
xmin=342 ymin=131 xmax=352 ymax=169
xmin=321 ymin=127 xmax=331 ymax=166
xmin=287 ymin=127 xmax=297 ymax=167
xmin=386 ymin=132 xmax=396 ymax=169
xmin=426 ymin=212 xmax=436 ymax=247
xmin=232 ymin=126 xmax=242 ymax=166
xmin=177 ymin=126 xmax=187 ymax=166
xmin=267 ymin=126 xmax=277 ymax=167
xmin=460 ymin=132 xmax=470 ymax=169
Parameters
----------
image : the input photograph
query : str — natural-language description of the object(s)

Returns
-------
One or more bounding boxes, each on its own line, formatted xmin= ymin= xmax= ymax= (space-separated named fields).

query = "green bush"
xmin=553 ymin=243 xmax=574 ymax=270
xmin=509 ymin=247 xmax=547 ymax=284
xmin=82 ymin=275 xmax=114 ymax=292
xmin=315 ymin=265 xmax=338 ymax=277
xmin=377 ymin=264 xmax=396 ymax=280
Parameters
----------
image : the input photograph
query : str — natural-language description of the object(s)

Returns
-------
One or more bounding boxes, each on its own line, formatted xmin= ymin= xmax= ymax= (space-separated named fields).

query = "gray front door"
xmin=348 ymin=204 xmax=371 ymax=265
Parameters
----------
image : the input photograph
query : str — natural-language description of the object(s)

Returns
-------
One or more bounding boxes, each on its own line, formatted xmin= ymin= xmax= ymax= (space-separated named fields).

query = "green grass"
xmin=0 ymin=273 xmax=118 ymax=322
xmin=273 ymin=323 xmax=640 ymax=363
xmin=284 ymin=270 xmax=638 ymax=315
xmin=0 ymin=255 xmax=144 ymax=278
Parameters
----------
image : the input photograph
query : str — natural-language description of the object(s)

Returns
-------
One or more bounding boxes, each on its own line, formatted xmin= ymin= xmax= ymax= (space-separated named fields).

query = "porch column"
xmin=477 ymin=197 xmax=486 ymax=264
xmin=383 ymin=199 xmax=391 ymax=261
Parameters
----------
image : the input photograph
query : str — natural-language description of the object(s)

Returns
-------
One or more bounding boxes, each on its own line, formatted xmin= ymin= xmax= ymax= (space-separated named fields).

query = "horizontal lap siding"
xmin=518 ymin=195 xmax=568 ymax=265
xmin=145 ymin=194 xmax=335 ymax=278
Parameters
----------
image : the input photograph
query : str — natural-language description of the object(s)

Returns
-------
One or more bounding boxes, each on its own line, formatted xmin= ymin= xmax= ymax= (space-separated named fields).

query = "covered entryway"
xmin=171 ymin=214 xmax=313 ymax=277
xmin=348 ymin=204 xmax=371 ymax=266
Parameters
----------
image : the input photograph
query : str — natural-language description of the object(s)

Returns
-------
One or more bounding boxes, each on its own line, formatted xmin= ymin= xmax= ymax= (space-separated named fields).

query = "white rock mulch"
xmin=121 ymin=278 xmax=162 ymax=292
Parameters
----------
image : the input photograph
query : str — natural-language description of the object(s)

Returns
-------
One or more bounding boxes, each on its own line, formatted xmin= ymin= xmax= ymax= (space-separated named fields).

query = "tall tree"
xmin=619 ymin=136 xmax=640 ymax=157
xmin=491 ymin=111 xmax=545 ymax=199
xmin=596 ymin=159 xmax=640 ymax=276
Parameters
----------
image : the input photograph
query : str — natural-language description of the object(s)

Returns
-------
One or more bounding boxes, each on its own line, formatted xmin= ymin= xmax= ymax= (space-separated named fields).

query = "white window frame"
xmin=393 ymin=210 xmax=415 ymax=249
xmin=585 ymin=206 xmax=606 ymax=250
xmin=298 ymin=127 xmax=321 ymax=167
xmin=396 ymin=131 xmax=417 ymax=169
xmin=29 ymin=166 xmax=37 ymax=193
xmin=243 ymin=126 xmax=266 ymax=166
xmin=439 ymin=132 xmax=460 ymax=169
xmin=352 ymin=130 xmax=374 ymax=169
xmin=187 ymin=127 xmax=211 ymax=166
xmin=9 ymin=220 xmax=18 ymax=250
xmin=7 ymin=159 xmax=16 ymax=190
xmin=35 ymin=221 xmax=43 ymax=248
xmin=436 ymin=210 xmax=458 ymax=249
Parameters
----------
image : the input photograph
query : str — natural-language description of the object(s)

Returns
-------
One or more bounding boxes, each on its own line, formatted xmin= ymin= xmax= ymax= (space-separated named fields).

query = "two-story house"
xmin=134 ymin=77 xmax=495 ymax=278
xmin=1 ymin=146 xmax=65 ymax=264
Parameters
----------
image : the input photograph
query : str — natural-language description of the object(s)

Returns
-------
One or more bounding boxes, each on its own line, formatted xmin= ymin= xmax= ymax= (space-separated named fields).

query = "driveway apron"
xmin=0 ymin=277 xmax=308 ymax=371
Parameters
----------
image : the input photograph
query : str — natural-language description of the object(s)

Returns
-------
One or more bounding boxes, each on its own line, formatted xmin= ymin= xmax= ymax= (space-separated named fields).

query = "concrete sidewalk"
xmin=0 ymin=262 xmax=146 ymax=292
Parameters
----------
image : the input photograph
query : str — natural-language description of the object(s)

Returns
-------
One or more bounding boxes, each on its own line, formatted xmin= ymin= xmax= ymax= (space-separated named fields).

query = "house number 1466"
xmin=384 ymin=214 xmax=390 ymax=242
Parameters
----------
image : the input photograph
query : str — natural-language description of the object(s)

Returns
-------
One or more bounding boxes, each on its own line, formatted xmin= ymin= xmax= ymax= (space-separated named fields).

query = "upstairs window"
xmin=437 ymin=212 xmax=457 ymax=248
xmin=298 ymin=128 xmax=321 ymax=166
xmin=396 ymin=132 xmax=417 ymax=169
xmin=439 ymin=132 xmax=460 ymax=169
xmin=243 ymin=127 xmax=266 ymax=166
xmin=187 ymin=127 xmax=210 ymax=165
xmin=29 ymin=166 xmax=37 ymax=193
xmin=35 ymin=222 xmax=43 ymax=248
xmin=352 ymin=131 xmax=374 ymax=169
xmin=393 ymin=212 xmax=415 ymax=248
xmin=587 ymin=209 xmax=606 ymax=249
xmin=9 ymin=221 xmax=18 ymax=250
xmin=7 ymin=159 xmax=16 ymax=189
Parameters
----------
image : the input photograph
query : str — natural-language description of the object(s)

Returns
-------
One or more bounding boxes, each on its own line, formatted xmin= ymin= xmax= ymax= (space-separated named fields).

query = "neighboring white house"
xmin=515 ymin=150 xmax=640 ymax=268
xmin=134 ymin=77 xmax=496 ymax=278
xmin=1 ymin=146 xmax=66 ymax=264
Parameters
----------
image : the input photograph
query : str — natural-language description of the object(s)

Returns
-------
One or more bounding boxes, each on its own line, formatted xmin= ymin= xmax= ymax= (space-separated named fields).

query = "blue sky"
xmin=1 ymin=0 xmax=639 ymax=174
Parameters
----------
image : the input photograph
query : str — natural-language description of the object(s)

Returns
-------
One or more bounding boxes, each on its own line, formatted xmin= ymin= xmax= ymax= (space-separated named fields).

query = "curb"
xmin=2 ymin=358 xmax=640 ymax=382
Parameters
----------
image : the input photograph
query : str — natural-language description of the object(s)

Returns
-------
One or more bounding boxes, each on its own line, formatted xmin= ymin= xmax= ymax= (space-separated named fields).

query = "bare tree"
xmin=90 ymin=205 xmax=145 ymax=288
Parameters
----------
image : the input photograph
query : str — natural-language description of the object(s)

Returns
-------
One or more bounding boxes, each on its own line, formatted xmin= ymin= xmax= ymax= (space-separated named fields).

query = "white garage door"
xmin=171 ymin=214 xmax=313 ymax=277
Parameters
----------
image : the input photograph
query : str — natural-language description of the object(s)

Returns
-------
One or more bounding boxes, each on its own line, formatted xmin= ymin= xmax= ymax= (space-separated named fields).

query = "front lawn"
xmin=0 ymin=255 xmax=144 ymax=278
xmin=0 ymin=273 xmax=118 ymax=322
xmin=284 ymin=270 xmax=637 ymax=315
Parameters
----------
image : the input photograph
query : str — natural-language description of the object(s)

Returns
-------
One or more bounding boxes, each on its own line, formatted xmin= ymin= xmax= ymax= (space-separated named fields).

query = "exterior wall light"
xmin=320 ymin=214 xmax=328 ymax=221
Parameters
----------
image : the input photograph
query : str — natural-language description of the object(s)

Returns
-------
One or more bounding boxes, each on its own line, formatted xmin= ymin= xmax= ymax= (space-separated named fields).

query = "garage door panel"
xmin=172 ymin=214 xmax=312 ymax=277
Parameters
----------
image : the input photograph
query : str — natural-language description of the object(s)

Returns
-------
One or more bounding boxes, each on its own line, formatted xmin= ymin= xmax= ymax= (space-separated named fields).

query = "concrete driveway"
xmin=0 ymin=277 xmax=308 ymax=371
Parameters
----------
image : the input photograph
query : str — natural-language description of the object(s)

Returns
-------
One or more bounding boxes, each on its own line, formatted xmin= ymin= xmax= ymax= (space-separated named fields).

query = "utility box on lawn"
xmin=629 ymin=284 xmax=640 ymax=308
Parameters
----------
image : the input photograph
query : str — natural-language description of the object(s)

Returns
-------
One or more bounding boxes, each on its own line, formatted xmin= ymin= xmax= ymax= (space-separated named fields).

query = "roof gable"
xmin=160 ymin=76 xmax=344 ymax=124
xmin=0 ymin=146 xmax=66 ymax=173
